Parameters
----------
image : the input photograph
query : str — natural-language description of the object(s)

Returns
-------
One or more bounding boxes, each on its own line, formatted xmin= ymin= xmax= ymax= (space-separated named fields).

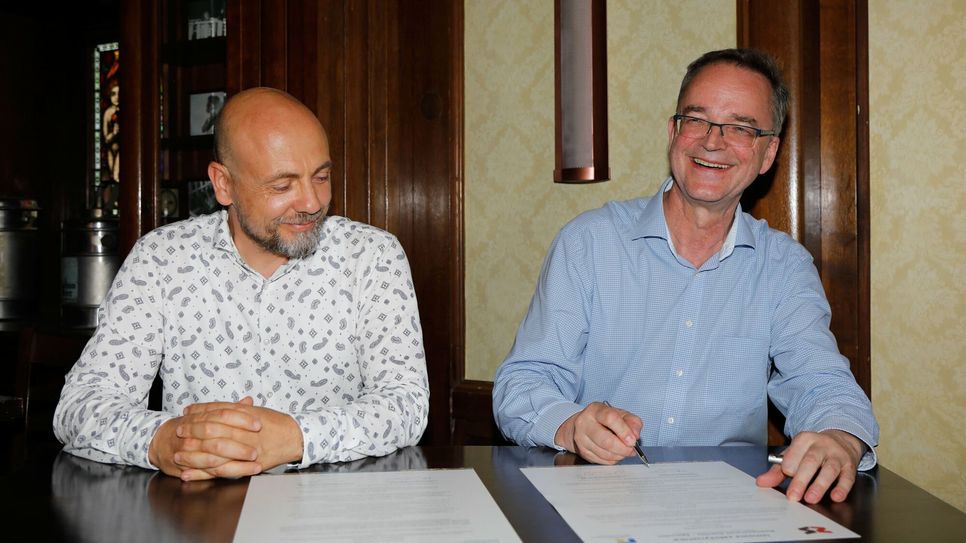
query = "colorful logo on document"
xmin=614 ymin=538 xmax=637 ymax=543
xmin=798 ymin=526 xmax=832 ymax=535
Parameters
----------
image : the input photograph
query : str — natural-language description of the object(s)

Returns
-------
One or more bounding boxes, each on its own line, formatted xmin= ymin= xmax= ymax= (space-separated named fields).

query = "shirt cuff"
xmin=857 ymin=447 xmax=877 ymax=471
xmin=530 ymin=401 xmax=585 ymax=450
xmin=817 ymin=424 xmax=878 ymax=471
xmin=290 ymin=413 xmax=317 ymax=469
xmin=138 ymin=411 xmax=178 ymax=470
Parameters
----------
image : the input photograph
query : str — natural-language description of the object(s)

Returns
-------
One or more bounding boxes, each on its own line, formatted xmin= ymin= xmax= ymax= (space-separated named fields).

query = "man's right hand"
xmin=148 ymin=397 xmax=263 ymax=481
xmin=554 ymin=402 xmax=643 ymax=464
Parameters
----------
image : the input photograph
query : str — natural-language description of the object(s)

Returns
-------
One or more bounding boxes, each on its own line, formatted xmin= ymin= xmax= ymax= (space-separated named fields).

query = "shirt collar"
xmin=212 ymin=210 xmax=235 ymax=253
xmin=210 ymin=209 xmax=300 ymax=280
xmin=629 ymin=177 xmax=757 ymax=260
xmin=628 ymin=177 xmax=675 ymax=241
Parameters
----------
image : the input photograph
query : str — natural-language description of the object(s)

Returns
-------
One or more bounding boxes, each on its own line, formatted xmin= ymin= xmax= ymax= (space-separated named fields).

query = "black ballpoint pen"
xmin=633 ymin=443 xmax=652 ymax=467
xmin=601 ymin=401 xmax=650 ymax=467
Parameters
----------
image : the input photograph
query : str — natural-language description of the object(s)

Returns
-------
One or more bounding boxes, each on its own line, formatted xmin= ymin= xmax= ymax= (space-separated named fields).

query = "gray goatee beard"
xmin=236 ymin=207 xmax=327 ymax=259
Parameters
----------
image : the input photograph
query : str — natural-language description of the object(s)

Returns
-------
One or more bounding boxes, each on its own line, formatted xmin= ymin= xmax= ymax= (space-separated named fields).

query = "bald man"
xmin=55 ymin=88 xmax=429 ymax=480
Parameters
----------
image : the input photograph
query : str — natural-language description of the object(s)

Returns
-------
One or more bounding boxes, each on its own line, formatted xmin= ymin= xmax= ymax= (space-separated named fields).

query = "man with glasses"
xmin=493 ymin=49 xmax=878 ymax=504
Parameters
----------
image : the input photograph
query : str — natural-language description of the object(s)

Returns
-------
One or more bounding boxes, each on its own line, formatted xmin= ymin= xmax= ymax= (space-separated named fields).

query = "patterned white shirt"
xmin=54 ymin=211 xmax=429 ymax=470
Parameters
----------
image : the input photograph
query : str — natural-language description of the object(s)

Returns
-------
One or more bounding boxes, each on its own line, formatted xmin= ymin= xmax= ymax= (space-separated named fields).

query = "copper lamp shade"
xmin=554 ymin=0 xmax=609 ymax=183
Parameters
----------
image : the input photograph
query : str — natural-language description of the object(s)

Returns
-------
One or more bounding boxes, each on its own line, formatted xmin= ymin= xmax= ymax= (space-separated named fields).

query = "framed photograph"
xmin=187 ymin=0 xmax=227 ymax=40
xmin=189 ymin=91 xmax=226 ymax=136
xmin=188 ymin=180 xmax=221 ymax=217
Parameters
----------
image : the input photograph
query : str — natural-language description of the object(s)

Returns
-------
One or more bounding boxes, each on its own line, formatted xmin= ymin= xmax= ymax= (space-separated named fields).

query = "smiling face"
xmin=666 ymin=63 xmax=780 ymax=212
xmin=209 ymin=89 xmax=333 ymax=267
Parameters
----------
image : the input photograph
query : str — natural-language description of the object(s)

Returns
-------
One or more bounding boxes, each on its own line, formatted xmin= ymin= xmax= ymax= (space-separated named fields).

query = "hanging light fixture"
xmin=554 ymin=0 xmax=609 ymax=183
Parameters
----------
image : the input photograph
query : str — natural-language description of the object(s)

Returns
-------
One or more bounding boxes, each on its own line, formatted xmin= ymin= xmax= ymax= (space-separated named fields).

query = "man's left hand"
xmin=756 ymin=429 xmax=866 ymax=504
xmin=175 ymin=397 xmax=304 ymax=481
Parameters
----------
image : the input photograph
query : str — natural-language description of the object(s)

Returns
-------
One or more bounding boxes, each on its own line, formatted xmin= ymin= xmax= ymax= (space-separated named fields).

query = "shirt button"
xmin=685 ymin=320 xmax=693 ymax=328
xmin=667 ymin=417 xmax=675 ymax=424
xmin=675 ymin=369 xmax=684 ymax=377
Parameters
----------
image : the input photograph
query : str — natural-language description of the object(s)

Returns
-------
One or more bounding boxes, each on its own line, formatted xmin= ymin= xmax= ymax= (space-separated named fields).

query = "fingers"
xmin=828 ymin=465 xmax=856 ymax=503
xmin=179 ymin=460 xmax=263 ymax=482
xmin=768 ymin=431 xmax=860 ymax=504
xmin=180 ymin=406 xmax=262 ymax=432
xmin=784 ymin=452 xmax=821 ymax=502
xmin=183 ymin=397 xmax=258 ymax=419
xmin=175 ymin=437 xmax=258 ymax=467
xmin=572 ymin=403 xmax=641 ymax=464
xmin=169 ymin=408 xmax=262 ymax=471
xmin=755 ymin=463 xmax=786 ymax=488
xmin=183 ymin=401 xmax=236 ymax=415
xmin=622 ymin=412 xmax=644 ymax=437
xmin=596 ymin=405 xmax=642 ymax=448
xmin=801 ymin=457 xmax=849 ymax=504
xmin=177 ymin=418 xmax=259 ymax=440
xmin=573 ymin=428 xmax=626 ymax=464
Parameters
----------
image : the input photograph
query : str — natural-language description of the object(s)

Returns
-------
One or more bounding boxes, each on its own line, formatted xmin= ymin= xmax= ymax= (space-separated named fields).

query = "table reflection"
xmin=51 ymin=453 xmax=210 ymax=543
xmin=50 ymin=447 xmax=429 ymax=543
xmin=38 ymin=445 xmax=904 ymax=543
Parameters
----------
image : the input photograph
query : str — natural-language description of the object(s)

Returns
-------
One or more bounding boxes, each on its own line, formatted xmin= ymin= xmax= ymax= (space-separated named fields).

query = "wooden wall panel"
xmin=738 ymin=0 xmax=869 ymax=392
xmin=818 ymin=0 xmax=871 ymax=396
xmin=119 ymin=0 xmax=160 ymax=255
xmin=739 ymin=0 xmax=871 ymax=443
xmin=227 ymin=0 xmax=461 ymax=445
xmin=737 ymin=1 xmax=820 ymax=252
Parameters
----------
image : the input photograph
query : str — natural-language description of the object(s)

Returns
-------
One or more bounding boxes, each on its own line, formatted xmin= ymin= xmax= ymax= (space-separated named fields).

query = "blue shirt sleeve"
xmin=492 ymin=225 xmax=591 ymax=448
xmin=766 ymin=247 xmax=880 ymax=469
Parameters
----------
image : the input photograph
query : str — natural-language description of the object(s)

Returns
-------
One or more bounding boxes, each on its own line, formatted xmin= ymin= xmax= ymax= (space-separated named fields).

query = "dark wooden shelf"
xmin=160 ymin=135 xmax=213 ymax=151
xmin=160 ymin=37 xmax=226 ymax=67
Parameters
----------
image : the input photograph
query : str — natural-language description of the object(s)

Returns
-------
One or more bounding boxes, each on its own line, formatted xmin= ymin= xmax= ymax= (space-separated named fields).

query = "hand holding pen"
xmin=603 ymin=401 xmax=650 ymax=466
xmin=552 ymin=400 xmax=646 ymax=465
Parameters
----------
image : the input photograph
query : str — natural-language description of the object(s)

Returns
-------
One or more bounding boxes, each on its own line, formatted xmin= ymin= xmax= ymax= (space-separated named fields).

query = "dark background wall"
xmin=0 ymin=3 xmax=117 ymax=325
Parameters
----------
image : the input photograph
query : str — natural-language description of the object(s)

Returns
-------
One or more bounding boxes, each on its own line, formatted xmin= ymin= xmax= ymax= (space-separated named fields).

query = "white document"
xmin=521 ymin=461 xmax=858 ymax=543
xmin=234 ymin=468 xmax=521 ymax=543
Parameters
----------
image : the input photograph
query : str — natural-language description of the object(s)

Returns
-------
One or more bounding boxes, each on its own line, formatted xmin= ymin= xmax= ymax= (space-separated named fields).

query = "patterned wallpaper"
xmin=869 ymin=0 xmax=966 ymax=512
xmin=464 ymin=0 xmax=736 ymax=381
xmin=465 ymin=0 xmax=965 ymax=513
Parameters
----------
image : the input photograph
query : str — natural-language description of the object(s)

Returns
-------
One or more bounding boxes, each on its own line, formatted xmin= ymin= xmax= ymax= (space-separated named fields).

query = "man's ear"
xmin=208 ymin=161 xmax=234 ymax=206
xmin=758 ymin=136 xmax=780 ymax=175
xmin=666 ymin=116 xmax=677 ymax=151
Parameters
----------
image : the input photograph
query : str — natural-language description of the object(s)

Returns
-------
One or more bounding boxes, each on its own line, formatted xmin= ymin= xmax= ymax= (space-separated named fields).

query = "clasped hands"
xmin=148 ymin=396 xmax=303 ymax=482
xmin=554 ymin=402 xmax=865 ymax=504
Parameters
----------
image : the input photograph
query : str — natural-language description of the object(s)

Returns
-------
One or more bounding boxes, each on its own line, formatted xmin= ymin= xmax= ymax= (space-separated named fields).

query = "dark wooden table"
xmin=0 ymin=444 xmax=963 ymax=542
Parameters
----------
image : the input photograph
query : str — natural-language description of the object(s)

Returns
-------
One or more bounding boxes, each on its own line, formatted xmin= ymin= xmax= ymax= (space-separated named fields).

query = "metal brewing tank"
xmin=0 ymin=199 xmax=40 ymax=323
xmin=61 ymin=216 xmax=120 ymax=328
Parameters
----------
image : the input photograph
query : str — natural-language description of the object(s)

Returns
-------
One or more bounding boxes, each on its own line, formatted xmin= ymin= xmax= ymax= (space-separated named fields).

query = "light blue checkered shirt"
xmin=493 ymin=178 xmax=878 ymax=469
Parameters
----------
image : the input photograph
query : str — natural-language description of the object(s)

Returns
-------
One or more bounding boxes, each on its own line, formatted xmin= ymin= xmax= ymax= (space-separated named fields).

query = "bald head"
xmin=213 ymin=87 xmax=326 ymax=170
xmin=206 ymin=87 xmax=333 ymax=267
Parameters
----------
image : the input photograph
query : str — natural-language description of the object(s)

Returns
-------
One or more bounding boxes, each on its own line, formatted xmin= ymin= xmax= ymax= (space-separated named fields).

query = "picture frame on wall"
xmin=189 ymin=91 xmax=226 ymax=136
xmin=187 ymin=0 xmax=227 ymax=40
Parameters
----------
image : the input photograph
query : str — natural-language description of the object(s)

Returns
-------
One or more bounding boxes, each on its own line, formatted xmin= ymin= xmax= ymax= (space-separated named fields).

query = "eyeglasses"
xmin=672 ymin=114 xmax=776 ymax=148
